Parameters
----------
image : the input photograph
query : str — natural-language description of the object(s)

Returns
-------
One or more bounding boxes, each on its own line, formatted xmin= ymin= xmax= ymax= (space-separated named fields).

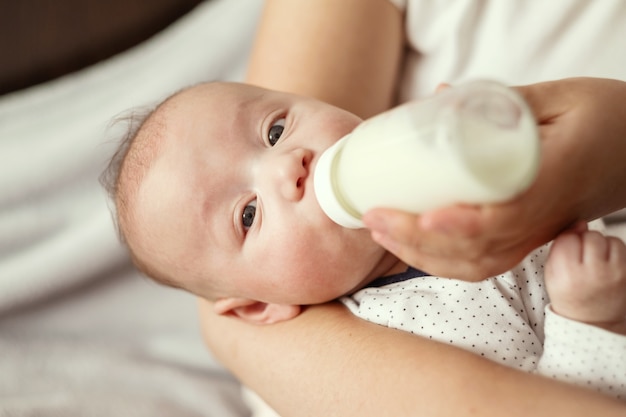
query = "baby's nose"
xmin=275 ymin=148 xmax=312 ymax=202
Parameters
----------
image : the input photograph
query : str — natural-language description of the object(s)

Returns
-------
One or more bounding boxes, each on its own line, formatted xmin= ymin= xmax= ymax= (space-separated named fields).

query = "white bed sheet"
xmin=0 ymin=1 xmax=263 ymax=415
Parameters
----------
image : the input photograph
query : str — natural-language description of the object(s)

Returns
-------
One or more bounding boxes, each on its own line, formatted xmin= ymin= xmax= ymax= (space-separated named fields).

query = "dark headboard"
xmin=0 ymin=0 xmax=204 ymax=95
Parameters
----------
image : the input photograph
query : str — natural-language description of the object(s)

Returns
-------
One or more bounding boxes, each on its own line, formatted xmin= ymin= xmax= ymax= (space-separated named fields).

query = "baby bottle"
xmin=313 ymin=80 xmax=540 ymax=228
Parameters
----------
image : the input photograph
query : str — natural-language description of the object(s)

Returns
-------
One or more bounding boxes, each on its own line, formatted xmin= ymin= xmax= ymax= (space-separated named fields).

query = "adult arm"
xmin=245 ymin=0 xmax=404 ymax=119
xmin=199 ymin=300 xmax=626 ymax=416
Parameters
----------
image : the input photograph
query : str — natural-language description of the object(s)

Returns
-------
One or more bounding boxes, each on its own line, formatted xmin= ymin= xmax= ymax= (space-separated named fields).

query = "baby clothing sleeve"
xmin=536 ymin=305 xmax=626 ymax=400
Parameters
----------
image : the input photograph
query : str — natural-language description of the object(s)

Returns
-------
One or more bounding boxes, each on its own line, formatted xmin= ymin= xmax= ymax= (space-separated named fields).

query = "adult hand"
xmin=363 ymin=77 xmax=626 ymax=280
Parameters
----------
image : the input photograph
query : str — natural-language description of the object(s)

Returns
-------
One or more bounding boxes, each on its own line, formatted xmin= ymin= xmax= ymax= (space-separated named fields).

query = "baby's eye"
xmin=242 ymin=199 xmax=257 ymax=231
xmin=267 ymin=118 xmax=285 ymax=146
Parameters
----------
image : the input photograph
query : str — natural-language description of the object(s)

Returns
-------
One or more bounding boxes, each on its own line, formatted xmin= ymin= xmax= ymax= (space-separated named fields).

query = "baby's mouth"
xmin=307 ymin=156 xmax=319 ymax=196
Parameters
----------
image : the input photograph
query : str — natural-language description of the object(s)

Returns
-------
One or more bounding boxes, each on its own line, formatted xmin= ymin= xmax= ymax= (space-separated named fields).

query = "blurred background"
xmin=0 ymin=0 xmax=203 ymax=95
xmin=0 ymin=1 xmax=261 ymax=415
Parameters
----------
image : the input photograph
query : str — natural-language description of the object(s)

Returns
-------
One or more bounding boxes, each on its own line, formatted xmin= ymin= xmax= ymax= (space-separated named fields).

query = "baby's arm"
xmin=537 ymin=228 xmax=626 ymax=399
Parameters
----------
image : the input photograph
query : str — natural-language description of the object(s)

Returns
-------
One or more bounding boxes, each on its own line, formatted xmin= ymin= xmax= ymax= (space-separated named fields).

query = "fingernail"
xmin=363 ymin=212 xmax=388 ymax=234
xmin=419 ymin=214 xmax=451 ymax=234
xmin=371 ymin=230 xmax=384 ymax=243
xmin=371 ymin=230 xmax=398 ymax=252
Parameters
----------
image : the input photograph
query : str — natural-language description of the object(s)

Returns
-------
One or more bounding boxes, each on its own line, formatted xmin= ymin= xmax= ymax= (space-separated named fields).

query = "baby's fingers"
xmin=579 ymin=231 xmax=625 ymax=267
xmin=608 ymin=236 xmax=626 ymax=265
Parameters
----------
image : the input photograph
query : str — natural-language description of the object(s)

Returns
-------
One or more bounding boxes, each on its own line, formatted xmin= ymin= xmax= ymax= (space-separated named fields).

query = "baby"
xmin=102 ymin=81 xmax=626 ymax=399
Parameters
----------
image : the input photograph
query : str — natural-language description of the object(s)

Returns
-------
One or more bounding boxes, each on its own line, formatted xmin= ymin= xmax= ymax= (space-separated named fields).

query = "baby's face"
xmin=131 ymin=82 xmax=394 ymax=305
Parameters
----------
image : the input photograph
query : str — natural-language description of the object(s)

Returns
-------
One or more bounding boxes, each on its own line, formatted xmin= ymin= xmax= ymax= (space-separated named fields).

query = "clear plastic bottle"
xmin=313 ymin=80 xmax=540 ymax=228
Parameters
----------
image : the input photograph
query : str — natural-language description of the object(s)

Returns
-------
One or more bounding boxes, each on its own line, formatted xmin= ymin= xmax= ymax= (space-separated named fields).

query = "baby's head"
xmin=103 ymin=82 xmax=397 ymax=323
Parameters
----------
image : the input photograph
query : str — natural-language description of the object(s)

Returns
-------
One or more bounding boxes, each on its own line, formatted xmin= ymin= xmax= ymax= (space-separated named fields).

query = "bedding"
xmin=0 ymin=0 xmax=263 ymax=415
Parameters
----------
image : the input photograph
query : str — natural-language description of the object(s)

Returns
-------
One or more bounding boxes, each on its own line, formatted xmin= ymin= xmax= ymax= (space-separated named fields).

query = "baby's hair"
xmin=100 ymin=84 xmax=199 ymax=231
xmin=100 ymin=99 xmax=184 ymax=290
xmin=101 ymin=82 xmax=226 ymax=299
xmin=100 ymin=106 xmax=154 ymax=225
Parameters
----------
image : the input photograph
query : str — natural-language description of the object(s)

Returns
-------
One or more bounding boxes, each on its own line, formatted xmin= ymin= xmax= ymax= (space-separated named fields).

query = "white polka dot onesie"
xmin=340 ymin=244 xmax=626 ymax=400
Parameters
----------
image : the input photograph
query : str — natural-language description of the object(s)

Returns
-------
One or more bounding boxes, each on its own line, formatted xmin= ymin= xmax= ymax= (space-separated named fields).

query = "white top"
xmin=388 ymin=0 xmax=626 ymax=99
xmin=340 ymin=240 xmax=626 ymax=400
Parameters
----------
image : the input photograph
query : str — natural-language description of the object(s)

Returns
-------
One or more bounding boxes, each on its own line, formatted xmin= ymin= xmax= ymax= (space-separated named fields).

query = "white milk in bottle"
xmin=313 ymin=80 xmax=540 ymax=228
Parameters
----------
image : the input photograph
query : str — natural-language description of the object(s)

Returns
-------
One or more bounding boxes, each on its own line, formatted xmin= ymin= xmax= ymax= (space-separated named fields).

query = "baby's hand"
xmin=545 ymin=229 xmax=626 ymax=335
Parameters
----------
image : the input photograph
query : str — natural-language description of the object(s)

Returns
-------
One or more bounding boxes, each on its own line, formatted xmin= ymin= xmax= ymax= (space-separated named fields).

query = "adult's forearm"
xmin=245 ymin=0 xmax=404 ymax=119
xmin=199 ymin=300 xmax=625 ymax=417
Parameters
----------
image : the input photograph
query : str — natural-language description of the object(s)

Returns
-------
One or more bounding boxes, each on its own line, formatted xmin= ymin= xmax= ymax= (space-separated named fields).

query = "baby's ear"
xmin=213 ymin=297 xmax=301 ymax=325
